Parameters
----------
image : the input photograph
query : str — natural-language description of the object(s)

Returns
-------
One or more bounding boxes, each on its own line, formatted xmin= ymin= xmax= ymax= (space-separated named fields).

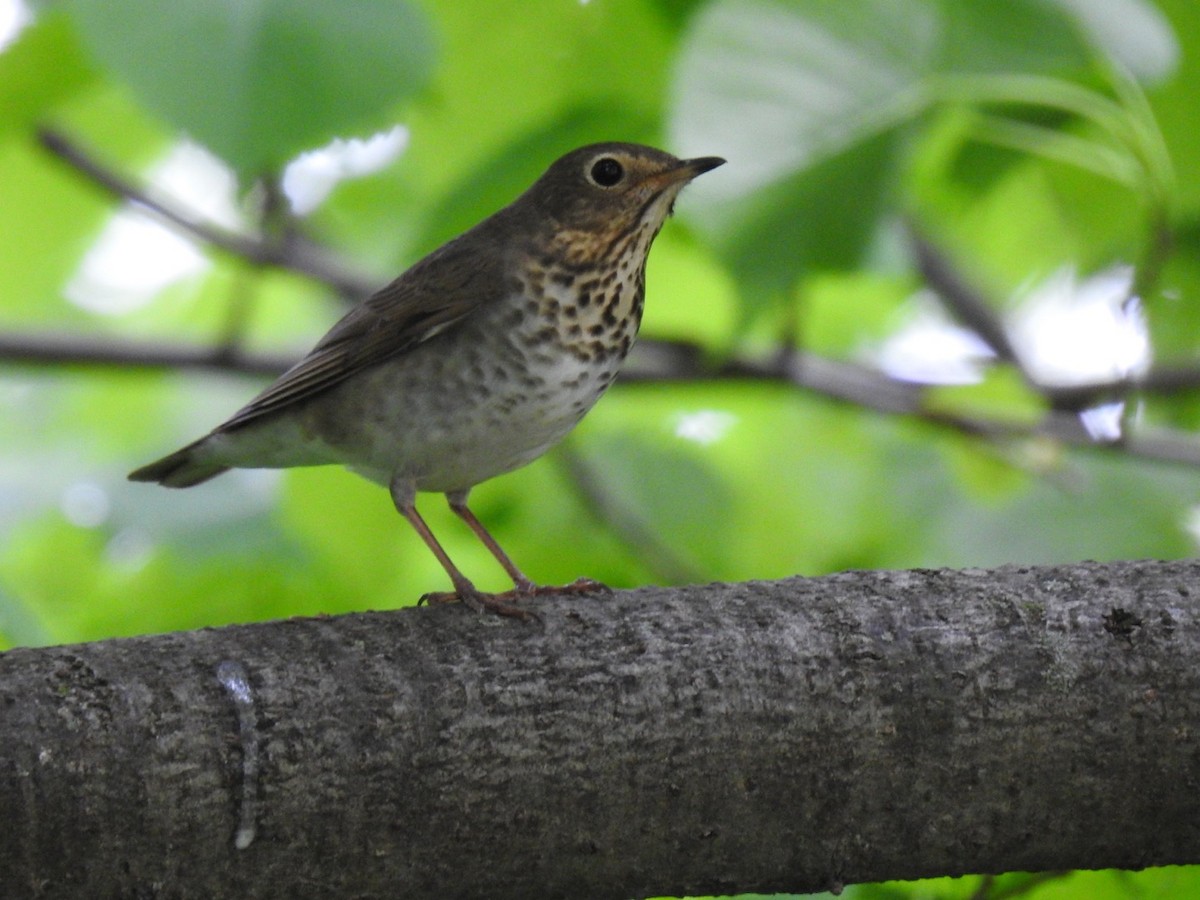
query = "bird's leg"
xmin=445 ymin=489 xmax=609 ymax=598
xmin=445 ymin=489 xmax=537 ymax=592
xmin=389 ymin=477 xmax=531 ymax=618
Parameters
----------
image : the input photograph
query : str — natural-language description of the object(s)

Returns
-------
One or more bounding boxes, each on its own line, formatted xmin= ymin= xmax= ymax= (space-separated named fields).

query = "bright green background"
xmin=1 ymin=1 xmax=1198 ymax=898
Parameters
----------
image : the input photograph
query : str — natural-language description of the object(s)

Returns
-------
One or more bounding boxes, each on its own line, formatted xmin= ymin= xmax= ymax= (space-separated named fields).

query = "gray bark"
xmin=2 ymin=559 xmax=1198 ymax=899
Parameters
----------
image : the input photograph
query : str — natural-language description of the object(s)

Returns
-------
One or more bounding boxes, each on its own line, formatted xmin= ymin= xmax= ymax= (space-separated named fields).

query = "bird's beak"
xmin=647 ymin=155 xmax=725 ymax=192
xmin=680 ymin=156 xmax=726 ymax=179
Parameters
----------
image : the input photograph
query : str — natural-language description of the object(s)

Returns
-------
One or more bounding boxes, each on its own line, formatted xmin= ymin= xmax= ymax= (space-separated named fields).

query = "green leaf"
xmin=926 ymin=367 xmax=1043 ymax=426
xmin=400 ymin=0 xmax=672 ymax=199
xmin=63 ymin=0 xmax=435 ymax=175
xmin=572 ymin=428 xmax=737 ymax=582
xmin=669 ymin=0 xmax=1102 ymax=315
xmin=1142 ymin=0 xmax=1200 ymax=216
xmin=803 ymin=272 xmax=915 ymax=356
xmin=711 ymin=128 xmax=902 ymax=306
xmin=1051 ymin=0 xmax=1180 ymax=83
xmin=590 ymin=384 xmax=900 ymax=580
xmin=0 ymin=137 xmax=111 ymax=324
xmin=0 ymin=11 xmax=98 ymax=136
xmin=935 ymin=0 xmax=1088 ymax=75
xmin=670 ymin=0 xmax=936 ymax=296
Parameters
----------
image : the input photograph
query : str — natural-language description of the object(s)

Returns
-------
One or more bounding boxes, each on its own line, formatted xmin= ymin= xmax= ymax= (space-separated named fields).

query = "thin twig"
xmin=555 ymin=446 xmax=705 ymax=586
xmin=16 ymin=125 xmax=1200 ymax=472
xmin=0 ymin=331 xmax=292 ymax=377
xmin=624 ymin=338 xmax=1200 ymax=467
xmin=3 ymin=330 xmax=1200 ymax=465
xmin=35 ymin=127 xmax=375 ymax=300
xmin=907 ymin=223 xmax=1023 ymax=366
xmin=905 ymin=224 xmax=1199 ymax=411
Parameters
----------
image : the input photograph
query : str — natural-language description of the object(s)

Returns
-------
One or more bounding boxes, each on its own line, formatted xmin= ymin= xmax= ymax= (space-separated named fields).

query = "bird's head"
xmin=519 ymin=142 xmax=725 ymax=259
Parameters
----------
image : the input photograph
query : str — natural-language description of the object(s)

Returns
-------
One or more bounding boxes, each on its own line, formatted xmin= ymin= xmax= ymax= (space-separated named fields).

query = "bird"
xmin=129 ymin=142 xmax=725 ymax=615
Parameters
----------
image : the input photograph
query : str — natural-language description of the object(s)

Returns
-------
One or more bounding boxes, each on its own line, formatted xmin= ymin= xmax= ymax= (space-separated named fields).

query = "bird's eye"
xmin=589 ymin=157 xmax=624 ymax=187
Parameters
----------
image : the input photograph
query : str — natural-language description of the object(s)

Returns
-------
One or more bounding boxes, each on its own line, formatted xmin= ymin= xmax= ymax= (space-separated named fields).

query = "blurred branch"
xmin=623 ymin=338 xmax=1200 ymax=467
xmin=970 ymin=872 xmax=1071 ymax=900
xmin=4 ymin=330 xmax=1200 ymax=467
xmin=555 ymin=446 xmax=705 ymax=586
xmin=36 ymin=127 xmax=375 ymax=300
xmin=0 ymin=331 xmax=291 ymax=377
xmin=1135 ymin=207 xmax=1175 ymax=303
xmin=905 ymin=226 xmax=1192 ymax=411
xmin=13 ymin=126 xmax=1200 ymax=469
xmin=907 ymin=223 xmax=1023 ymax=366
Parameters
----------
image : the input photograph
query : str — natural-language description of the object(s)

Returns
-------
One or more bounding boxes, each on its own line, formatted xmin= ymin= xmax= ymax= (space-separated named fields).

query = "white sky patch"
xmin=282 ymin=125 xmax=408 ymax=216
xmin=1186 ymin=507 xmax=1200 ymax=550
xmin=1008 ymin=266 xmax=1150 ymax=387
xmin=231 ymin=467 xmax=284 ymax=501
xmin=1053 ymin=0 xmax=1179 ymax=83
xmin=0 ymin=0 xmax=31 ymax=52
xmin=65 ymin=142 xmax=241 ymax=316
xmin=61 ymin=481 xmax=111 ymax=528
xmin=673 ymin=410 xmax=737 ymax=446
xmin=105 ymin=527 xmax=155 ymax=572
xmin=874 ymin=267 xmax=1148 ymax=396
xmin=875 ymin=292 xmax=995 ymax=384
xmin=1078 ymin=401 xmax=1127 ymax=441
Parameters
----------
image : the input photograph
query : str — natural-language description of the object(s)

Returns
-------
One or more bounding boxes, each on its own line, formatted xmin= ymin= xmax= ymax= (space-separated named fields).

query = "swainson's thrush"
xmin=130 ymin=143 xmax=725 ymax=614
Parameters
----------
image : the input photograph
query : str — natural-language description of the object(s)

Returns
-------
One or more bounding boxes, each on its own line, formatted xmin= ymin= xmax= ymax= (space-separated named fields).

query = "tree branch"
xmin=15 ymin=127 xmax=1200 ymax=469
xmin=905 ymin=224 xmax=1200 ymax=410
xmin=624 ymin=338 xmax=1200 ymax=467
xmin=555 ymin=445 xmax=706 ymax=585
xmin=907 ymin=223 xmax=1024 ymax=367
xmin=4 ymin=329 xmax=1200 ymax=466
xmin=3 ymin=560 xmax=1199 ymax=899
xmin=36 ymin=127 xmax=375 ymax=300
xmin=0 ymin=330 xmax=292 ymax=377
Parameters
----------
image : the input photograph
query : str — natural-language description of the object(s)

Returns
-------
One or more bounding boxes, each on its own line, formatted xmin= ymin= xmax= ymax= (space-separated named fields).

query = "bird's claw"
xmin=418 ymin=587 xmax=539 ymax=621
xmin=417 ymin=590 xmax=461 ymax=606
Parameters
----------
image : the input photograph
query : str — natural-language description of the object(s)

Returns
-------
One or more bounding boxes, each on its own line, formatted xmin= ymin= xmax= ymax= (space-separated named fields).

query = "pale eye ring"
xmin=589 ymin=157 xmax=624 ymax=187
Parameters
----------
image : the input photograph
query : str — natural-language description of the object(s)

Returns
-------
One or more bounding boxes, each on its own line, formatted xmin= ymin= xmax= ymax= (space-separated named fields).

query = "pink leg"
xmin=389 ymin=478 xmax=531 ymax=618
xmin=445 ymin=489 xmax=537 ymax=592
xmin=445 ymin=489 xmax=609 ymax=598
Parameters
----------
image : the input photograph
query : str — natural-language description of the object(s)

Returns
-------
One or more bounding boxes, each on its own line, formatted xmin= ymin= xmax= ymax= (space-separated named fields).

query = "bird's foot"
xmin=417 ymin=590 xmax=461 ymax=606
xmin=418 ymin=587 xmax=539 ymax=621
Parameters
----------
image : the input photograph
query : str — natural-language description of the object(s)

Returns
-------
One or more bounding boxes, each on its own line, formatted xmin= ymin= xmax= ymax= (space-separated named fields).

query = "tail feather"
xmin=128 ymin=439 xmax=230 ymax=488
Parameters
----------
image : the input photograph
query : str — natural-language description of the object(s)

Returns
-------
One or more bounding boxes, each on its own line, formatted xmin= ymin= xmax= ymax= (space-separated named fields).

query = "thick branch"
xmin=2 ymin=560 xmax=1198 ymax=899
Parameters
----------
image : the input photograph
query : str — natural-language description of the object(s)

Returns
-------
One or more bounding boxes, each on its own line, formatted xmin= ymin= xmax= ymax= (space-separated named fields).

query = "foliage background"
xmin=1 ymin=0 xmax=1198 ymax=897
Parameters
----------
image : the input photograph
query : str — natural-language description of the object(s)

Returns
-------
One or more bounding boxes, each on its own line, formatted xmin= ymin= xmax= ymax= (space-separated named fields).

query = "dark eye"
xmin=590 ymin=157 xmax=624 ymax=187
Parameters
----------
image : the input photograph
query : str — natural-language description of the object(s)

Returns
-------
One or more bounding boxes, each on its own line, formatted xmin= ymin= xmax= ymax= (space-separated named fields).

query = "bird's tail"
xmin=128 ymin=439 xmax=230 ymax=488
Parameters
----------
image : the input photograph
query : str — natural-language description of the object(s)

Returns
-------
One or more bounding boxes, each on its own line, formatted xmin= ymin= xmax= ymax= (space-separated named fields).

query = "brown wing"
xmin=217 ymin=230 xmax=510 ymax=432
